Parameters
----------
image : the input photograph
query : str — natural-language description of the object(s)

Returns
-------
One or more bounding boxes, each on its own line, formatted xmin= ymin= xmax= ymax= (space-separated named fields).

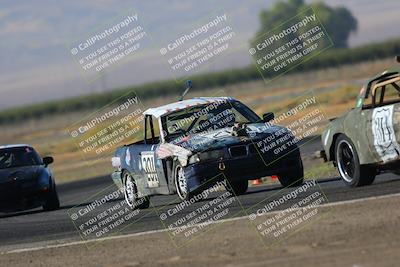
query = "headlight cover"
xmin=188 ymin=154 xmax=200 ymax=164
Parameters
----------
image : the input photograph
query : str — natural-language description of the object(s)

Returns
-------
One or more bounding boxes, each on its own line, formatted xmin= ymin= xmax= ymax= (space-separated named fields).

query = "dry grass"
xmin=0 ymin=58 xmax=395 ymax=183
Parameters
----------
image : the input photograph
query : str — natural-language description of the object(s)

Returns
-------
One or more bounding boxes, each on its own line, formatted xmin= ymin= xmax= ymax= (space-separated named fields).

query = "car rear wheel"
xmin=335 ymin=134 xmax=375 ymax=187
xmin=174 ymin=163 xmax=189 ymax=201
xmin=225 ymin=180 xmax=248 ymax=195
xmin=42 ymin=183 xmax=60 ymax=211
xmin=122 ymin=171 xmax=150 ymax=209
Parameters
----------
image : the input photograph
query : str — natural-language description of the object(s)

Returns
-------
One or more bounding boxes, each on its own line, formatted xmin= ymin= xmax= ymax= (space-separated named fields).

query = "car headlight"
xmin=188 ymin=154 xmax=200 ymax=164
xmin=188 ymin=150 xmax=224 ymax=164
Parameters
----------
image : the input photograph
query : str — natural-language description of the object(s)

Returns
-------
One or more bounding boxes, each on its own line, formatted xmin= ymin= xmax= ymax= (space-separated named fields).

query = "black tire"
xmin=43 ymin=183 xmax=60 ymax=211
xmin=335 ymin=134 xmax=375 ymax=187
xmin=122 ymin=171 xmax=150 ymax=209
xmin=225 ymin=180 xmax=248 ymax=195
xmin=278 ymin=159 xmax=304 ymax=187
xmin=174 ymin=161 xmax=190 ymax=201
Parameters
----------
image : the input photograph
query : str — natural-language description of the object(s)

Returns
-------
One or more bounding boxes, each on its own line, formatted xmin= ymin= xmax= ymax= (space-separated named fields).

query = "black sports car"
xmin=0 ymin=144 xmax=60 ymax=212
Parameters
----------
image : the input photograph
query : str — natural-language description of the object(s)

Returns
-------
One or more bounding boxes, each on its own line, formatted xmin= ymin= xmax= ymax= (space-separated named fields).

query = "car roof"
xmin=143 ymin=97 xmax=234 ymax=118
xmin=0 ymin=144 xmax=31 ymax=150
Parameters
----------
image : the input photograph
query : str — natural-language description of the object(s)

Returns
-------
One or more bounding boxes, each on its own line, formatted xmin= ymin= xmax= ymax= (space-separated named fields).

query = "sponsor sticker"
xmin=140 ymin=151 xmax=159 ymax=188
xmin=372 ymin=105 xmax=400 ymax=162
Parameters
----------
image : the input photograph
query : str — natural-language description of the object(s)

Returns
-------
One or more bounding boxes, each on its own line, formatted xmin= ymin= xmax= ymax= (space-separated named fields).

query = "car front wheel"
xmin=174 ymin=163 xmax=189 ymax=201
xmin=335 ymin=134 xmax=375 ymax=187
xmin=278 ymin=159 xmax=304 ymax=187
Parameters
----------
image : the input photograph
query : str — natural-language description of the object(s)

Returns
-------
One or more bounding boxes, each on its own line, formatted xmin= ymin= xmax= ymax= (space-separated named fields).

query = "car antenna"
xmin=180 ymin=80 xmax=192 ymax=101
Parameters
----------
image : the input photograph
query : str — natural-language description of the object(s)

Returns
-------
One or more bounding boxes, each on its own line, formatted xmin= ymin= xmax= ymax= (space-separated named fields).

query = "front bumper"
xmin=185 ymin=147 xmax=302 ymax=192
xmin=0 ymin=182 xmax=50 ymax=210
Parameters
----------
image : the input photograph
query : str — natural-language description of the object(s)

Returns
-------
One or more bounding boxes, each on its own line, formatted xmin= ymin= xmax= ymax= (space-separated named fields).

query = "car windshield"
xmin=162 ymin=100 xmax=260 ymax=142
xmin=0 ymin=147 xmax=42 ymax=169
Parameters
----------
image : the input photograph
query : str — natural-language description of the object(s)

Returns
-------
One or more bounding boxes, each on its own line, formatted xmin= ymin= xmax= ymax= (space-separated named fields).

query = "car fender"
xmin=322 ymin=115 xmax=345 ymax=162
xmin=323 ymin=109 xmax=376 ymax=164
xmin=37 ymin=167 xmax=52 ymax=189
xmin=156 ymin=143 xmax=192 ymax=166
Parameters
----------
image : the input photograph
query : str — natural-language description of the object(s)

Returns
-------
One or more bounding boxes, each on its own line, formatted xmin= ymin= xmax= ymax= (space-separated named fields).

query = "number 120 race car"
xmin=111 ymin=96 xmax=304 ymax=209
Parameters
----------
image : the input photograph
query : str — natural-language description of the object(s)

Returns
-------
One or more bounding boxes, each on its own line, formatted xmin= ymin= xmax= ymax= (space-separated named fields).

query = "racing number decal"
xmin=372 ymin=105 xmax=400 ymax=162
xmin=141 ymin=152 xmax=160 ymax=188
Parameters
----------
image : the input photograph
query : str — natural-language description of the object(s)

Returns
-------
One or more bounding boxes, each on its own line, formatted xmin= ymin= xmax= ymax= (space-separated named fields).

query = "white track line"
xmin=3 ymin=192 xmax=400 ymax=255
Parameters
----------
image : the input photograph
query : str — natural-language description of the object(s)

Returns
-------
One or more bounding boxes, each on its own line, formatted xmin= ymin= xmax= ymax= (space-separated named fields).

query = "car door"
xmin=365 ymin=76 xmax=400 ymax=163
xmin=139 ymin=115 xmax=169 ymax=195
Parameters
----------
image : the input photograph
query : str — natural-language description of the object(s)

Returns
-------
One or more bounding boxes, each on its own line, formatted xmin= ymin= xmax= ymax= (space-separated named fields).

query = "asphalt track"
xmin=1 ymin=138 xmax=400 ymax=253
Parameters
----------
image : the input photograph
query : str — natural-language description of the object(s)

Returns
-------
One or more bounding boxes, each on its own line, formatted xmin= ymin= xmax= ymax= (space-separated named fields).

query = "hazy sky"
xmin=0 ymin=0 xmax=399 ymax=110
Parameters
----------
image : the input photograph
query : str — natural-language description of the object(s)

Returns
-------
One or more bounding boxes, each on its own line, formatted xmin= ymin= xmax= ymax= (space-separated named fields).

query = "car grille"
xmin=228 ymin=145 xmax=247 ymax=158
xmin=228 ymin=140 xmax=298 ymax=159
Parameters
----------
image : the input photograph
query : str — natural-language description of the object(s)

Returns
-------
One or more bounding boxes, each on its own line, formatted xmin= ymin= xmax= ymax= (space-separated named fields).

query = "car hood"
xmin=171 ymin=123 xmax=289 ymax=153
xmin=0 ymin=165 xmax=44 ymax=184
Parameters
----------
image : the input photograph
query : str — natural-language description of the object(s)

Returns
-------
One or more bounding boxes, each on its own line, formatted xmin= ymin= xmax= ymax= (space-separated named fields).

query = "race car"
xmin=111 ymin=97 xmax=304 ymax=209
xmin=0 ymin=144 xmax=60 ymax=212
xmin=321 ymin=63 xmax=400 ymax=187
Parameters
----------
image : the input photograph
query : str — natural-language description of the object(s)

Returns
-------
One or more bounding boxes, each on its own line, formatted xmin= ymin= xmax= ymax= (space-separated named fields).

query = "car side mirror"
xmin=263 ymin=112 xmax=275 ymax=123
xmin=43 ymin=156 xmax=54 ymax=166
